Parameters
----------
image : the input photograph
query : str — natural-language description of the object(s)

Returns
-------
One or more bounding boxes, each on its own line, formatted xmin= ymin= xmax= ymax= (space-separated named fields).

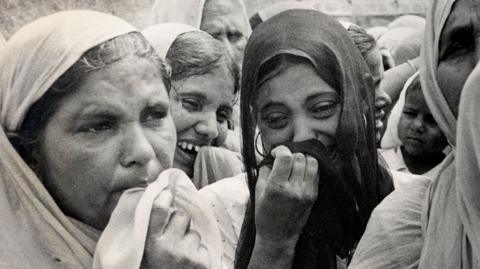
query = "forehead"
xmin=202 ymin=0 xmax=247 ymax=28
xmin=256 ymin=62 xmax=336 ymax=105
xmin=70 ymin=56 xmax=168 ymax=105
xmin=176 ymin=66 xmax=235 ymax=95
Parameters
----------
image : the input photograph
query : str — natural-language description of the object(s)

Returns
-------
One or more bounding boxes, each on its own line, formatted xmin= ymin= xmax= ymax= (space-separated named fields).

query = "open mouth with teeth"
xmin=177 ymin=141 xmax=201 ymax=155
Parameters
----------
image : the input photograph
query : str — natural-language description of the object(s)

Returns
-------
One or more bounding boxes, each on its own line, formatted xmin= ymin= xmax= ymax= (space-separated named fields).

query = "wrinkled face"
xmin=37 ymin=56 xmax=176 ymax=230
xmin=398 ymin=88 xmax=447 ymax=156
xmin=170 ymin=67 xmax=235 ymax=177
xmin=437 ymin=0 xmax=480 ymax=117
xmin=366 ymin=46 xmax=391 ymax=142
xmin=255 ymin=62 xmax=341 ymax=152
xmin=201 ymin=0 xmax=250 ymax=67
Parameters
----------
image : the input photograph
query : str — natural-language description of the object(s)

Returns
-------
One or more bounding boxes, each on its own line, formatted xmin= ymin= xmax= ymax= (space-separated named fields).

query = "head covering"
xmin=417 ymin=0 xmax=479 ymax=267
xmin=150 ymin=0 xmax=249 ymax=31
xmin=249 ymin=1 xmax=315 ymax=29
xmin=454 ymin=63 xmax=480 ymax=266
xmin=381 ymin=72 xmax=420 ymax=148
xmin=0 ymin=10 xmax=136 ymax=268
xmin=367 ymin=26 xmax=388 ymax=40
xmin=143 ymin=23 xmax=199 ymax=59
xmin=388 ymin=15 xmax=426 ymax=29
xmin=0 ymin=32 xmax=6 ymax=48
xmin=378 ymin=27 xmax=421 ymax=66
xmin=236 ymin=9 xmax=393 ymax=269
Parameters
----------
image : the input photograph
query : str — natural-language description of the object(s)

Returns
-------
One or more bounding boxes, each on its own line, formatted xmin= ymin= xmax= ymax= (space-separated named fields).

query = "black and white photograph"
xmin=0 ymin=0 xmax=478 ymax=268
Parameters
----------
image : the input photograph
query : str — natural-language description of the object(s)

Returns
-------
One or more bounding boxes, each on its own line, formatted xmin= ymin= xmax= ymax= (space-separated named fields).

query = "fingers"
xmin=304 ymin=156 xmax=319 ymax=200
xmin=290 ymin=153 xmax=306 ymax=185
xmin=269 ymin=145 xmax=294 ymax=184
xmin=184 ymin=229 xmax=201 ymax=251
xmin=148 ymin=190 xmax=174 ymax=238
xmin=164 ymin=210 xmax=191 ymax=240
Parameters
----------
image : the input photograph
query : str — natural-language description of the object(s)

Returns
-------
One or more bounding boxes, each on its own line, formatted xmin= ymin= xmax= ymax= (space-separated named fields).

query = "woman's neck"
xmin=400 ymin=146 xmax=445 ymax=175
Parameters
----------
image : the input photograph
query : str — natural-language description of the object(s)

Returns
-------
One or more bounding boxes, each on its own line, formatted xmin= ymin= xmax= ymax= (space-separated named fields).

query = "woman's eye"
xmin=217 ymin=109 xmax=231 ymax=124
xmin=311 ymin=101 xmax=339 ymax=119
xmin=262 ymin=112 xmax=289 ymax=129
xmin=228 ymin=31 xmax=242 ymax=43
xmin=181 ymin=98 xmax=203 ymax=112
xmin=143 ymin=110 xmax=167 ymax=127
xmin=79 ymin=122 xmax=113 ymax=134
xmin=442 ymin=40 xmax=473 ymax=60
xmin=403 ymin=110 xmax=416 ymax=118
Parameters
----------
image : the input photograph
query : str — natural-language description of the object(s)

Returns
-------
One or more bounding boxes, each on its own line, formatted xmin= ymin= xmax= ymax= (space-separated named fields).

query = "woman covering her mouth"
xmin=0 ymin=11 xmax=224 ymax=269
xmin=143 ymin=23 xmax=244 ymax=188
xmin=232 ymin=9 xmax=394 ymax=269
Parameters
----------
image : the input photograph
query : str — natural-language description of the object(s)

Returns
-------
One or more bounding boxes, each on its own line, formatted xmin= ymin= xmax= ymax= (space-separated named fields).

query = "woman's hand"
xmin=248 ymin=145 xmax=319 ymax=268
xmin=142 ymin=191 xmax=208 ymax=269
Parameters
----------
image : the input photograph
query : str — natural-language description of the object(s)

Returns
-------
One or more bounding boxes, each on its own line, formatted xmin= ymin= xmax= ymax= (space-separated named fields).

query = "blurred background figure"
xmin=150 ymin=0 xmax=251 ymax=68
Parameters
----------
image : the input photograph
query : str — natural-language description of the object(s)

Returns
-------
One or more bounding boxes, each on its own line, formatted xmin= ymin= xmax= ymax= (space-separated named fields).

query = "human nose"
xmin=120 ymin=123 xmax=156 ymax=168
xmin=410 ymin=116 xmax=425 ymax=133
xmin=194 ymin=111 xmax=219 ymax=141
xmin=375 ymin=87 xmax=392 ymax=111
xmin=292 ymin=115 xmax=316 ymax=142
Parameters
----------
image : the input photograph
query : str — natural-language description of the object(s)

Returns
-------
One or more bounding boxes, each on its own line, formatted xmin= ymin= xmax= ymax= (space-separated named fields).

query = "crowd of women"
xmin=0 ymin=0 xmax=479 ymax=268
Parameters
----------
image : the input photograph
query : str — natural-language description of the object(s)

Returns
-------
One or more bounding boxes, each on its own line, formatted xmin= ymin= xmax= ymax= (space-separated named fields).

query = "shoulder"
xmin=349 ymin=176 xmax=431 ymax=269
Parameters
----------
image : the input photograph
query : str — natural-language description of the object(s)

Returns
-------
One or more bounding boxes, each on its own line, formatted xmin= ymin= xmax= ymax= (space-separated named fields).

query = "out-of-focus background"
xmin=0 ymin=0 xmax=427 ymax=39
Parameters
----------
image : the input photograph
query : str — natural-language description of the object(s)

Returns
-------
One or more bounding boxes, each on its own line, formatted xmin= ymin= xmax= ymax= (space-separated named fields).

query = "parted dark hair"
xmin=346 ymin=24 xmax=377 ymax=58
xmin=12 ymin=32 xmax=170 ymax=166
xmin=166 ymin=31 xmax=240 ymax=95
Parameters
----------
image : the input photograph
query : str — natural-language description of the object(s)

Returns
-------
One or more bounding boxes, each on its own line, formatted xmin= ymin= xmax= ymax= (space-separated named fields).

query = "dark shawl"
xmin=236 ymin=9 xmax=394 ymax=269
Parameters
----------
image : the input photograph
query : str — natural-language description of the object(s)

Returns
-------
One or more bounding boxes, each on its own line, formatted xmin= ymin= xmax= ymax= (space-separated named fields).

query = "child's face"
xmin=398 ymin=88 xmax=448 ymax=156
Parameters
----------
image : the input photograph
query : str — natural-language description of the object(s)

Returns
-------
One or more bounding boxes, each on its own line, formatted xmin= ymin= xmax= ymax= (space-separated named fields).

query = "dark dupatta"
xmin=236 ymin=10 xmax=393 ymax=269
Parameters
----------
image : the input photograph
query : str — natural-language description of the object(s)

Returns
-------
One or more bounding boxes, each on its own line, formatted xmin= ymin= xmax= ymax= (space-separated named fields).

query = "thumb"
xmin=147 ymin=189 xmax=174 ymax=239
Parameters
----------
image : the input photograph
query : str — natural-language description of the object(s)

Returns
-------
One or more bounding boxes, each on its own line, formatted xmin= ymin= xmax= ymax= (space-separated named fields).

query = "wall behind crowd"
xmin=0 ymin=0 xmax=427 ymax=39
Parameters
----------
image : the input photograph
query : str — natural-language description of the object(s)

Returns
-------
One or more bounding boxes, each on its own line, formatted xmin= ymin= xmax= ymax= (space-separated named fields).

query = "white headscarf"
xmin=417 ymin=0 xmax=480 ymax=267
xmin=0 ymin=10 xmax=135 ymax=269
xmin=0 ymin=32 xmax=6 ymax=48
xmin=143 ymin=23 xmax=200 ymax=59
xmin=381 ymin=72 xmax=420 ymax=149
xmin=150 ymin=0 xmax=249 ymax=30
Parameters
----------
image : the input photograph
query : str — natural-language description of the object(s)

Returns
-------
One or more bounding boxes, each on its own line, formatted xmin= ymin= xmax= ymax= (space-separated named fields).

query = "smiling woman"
xmin=235 ymin=9 xmax=394 ymax=269
xmin=143 ymin=23 xmax=243 ymax=188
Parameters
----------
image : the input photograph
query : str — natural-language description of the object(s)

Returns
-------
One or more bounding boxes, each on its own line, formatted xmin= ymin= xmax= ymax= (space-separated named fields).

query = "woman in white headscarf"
xmin=350 ymin=0 xmax=480 ymax=267
xmin=0 ymin=10 xmax=223 ymax=269
xmin=142 ymin=23 xmax=244 ymax=189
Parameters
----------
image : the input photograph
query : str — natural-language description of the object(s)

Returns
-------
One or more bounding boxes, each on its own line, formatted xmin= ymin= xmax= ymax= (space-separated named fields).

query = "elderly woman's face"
xmin=201 ymin=0 xmax=250 ymax=67
xmin=37 ymin=56 xmax=176 ymax=230
xmin=170 ymin=67 xmax=235 ymax=177
xmin=256 ymin=62 xmax=341 ymax=152
xmin=437 ymin=0 xmax=480 ymax=117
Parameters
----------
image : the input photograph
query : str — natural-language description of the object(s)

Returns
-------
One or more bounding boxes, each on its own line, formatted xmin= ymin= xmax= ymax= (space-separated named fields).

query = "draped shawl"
xmin=236 ymin=9 xmax=393 ymax=269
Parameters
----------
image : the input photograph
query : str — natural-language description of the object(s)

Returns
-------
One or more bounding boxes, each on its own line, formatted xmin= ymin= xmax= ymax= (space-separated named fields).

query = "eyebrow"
xmin=305 ymin=92 xmax=340 ymax=102
xmin=176 ymin=90 xmax=207 ymax=103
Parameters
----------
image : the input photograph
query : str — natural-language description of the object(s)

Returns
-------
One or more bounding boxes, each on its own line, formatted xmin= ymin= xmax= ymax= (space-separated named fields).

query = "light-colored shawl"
xmin=150 ymin=0 xmax=249 ymax=30
xmin=0 ymin=10 xmax=135 ymax=269
xmin=417 ymin=0 xmax=478 ymax=267
xmin=454 ymin=63 xmax=480 ymax=266
xmin=0 ymin=32 xmax=6 ymax=48
xmin=143 ymin=23 xmax=199 ymax=59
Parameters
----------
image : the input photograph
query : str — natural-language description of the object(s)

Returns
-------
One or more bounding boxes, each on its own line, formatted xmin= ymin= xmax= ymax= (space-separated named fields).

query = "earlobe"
xmin=363 ymin=72 xmax=374 ymax=88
